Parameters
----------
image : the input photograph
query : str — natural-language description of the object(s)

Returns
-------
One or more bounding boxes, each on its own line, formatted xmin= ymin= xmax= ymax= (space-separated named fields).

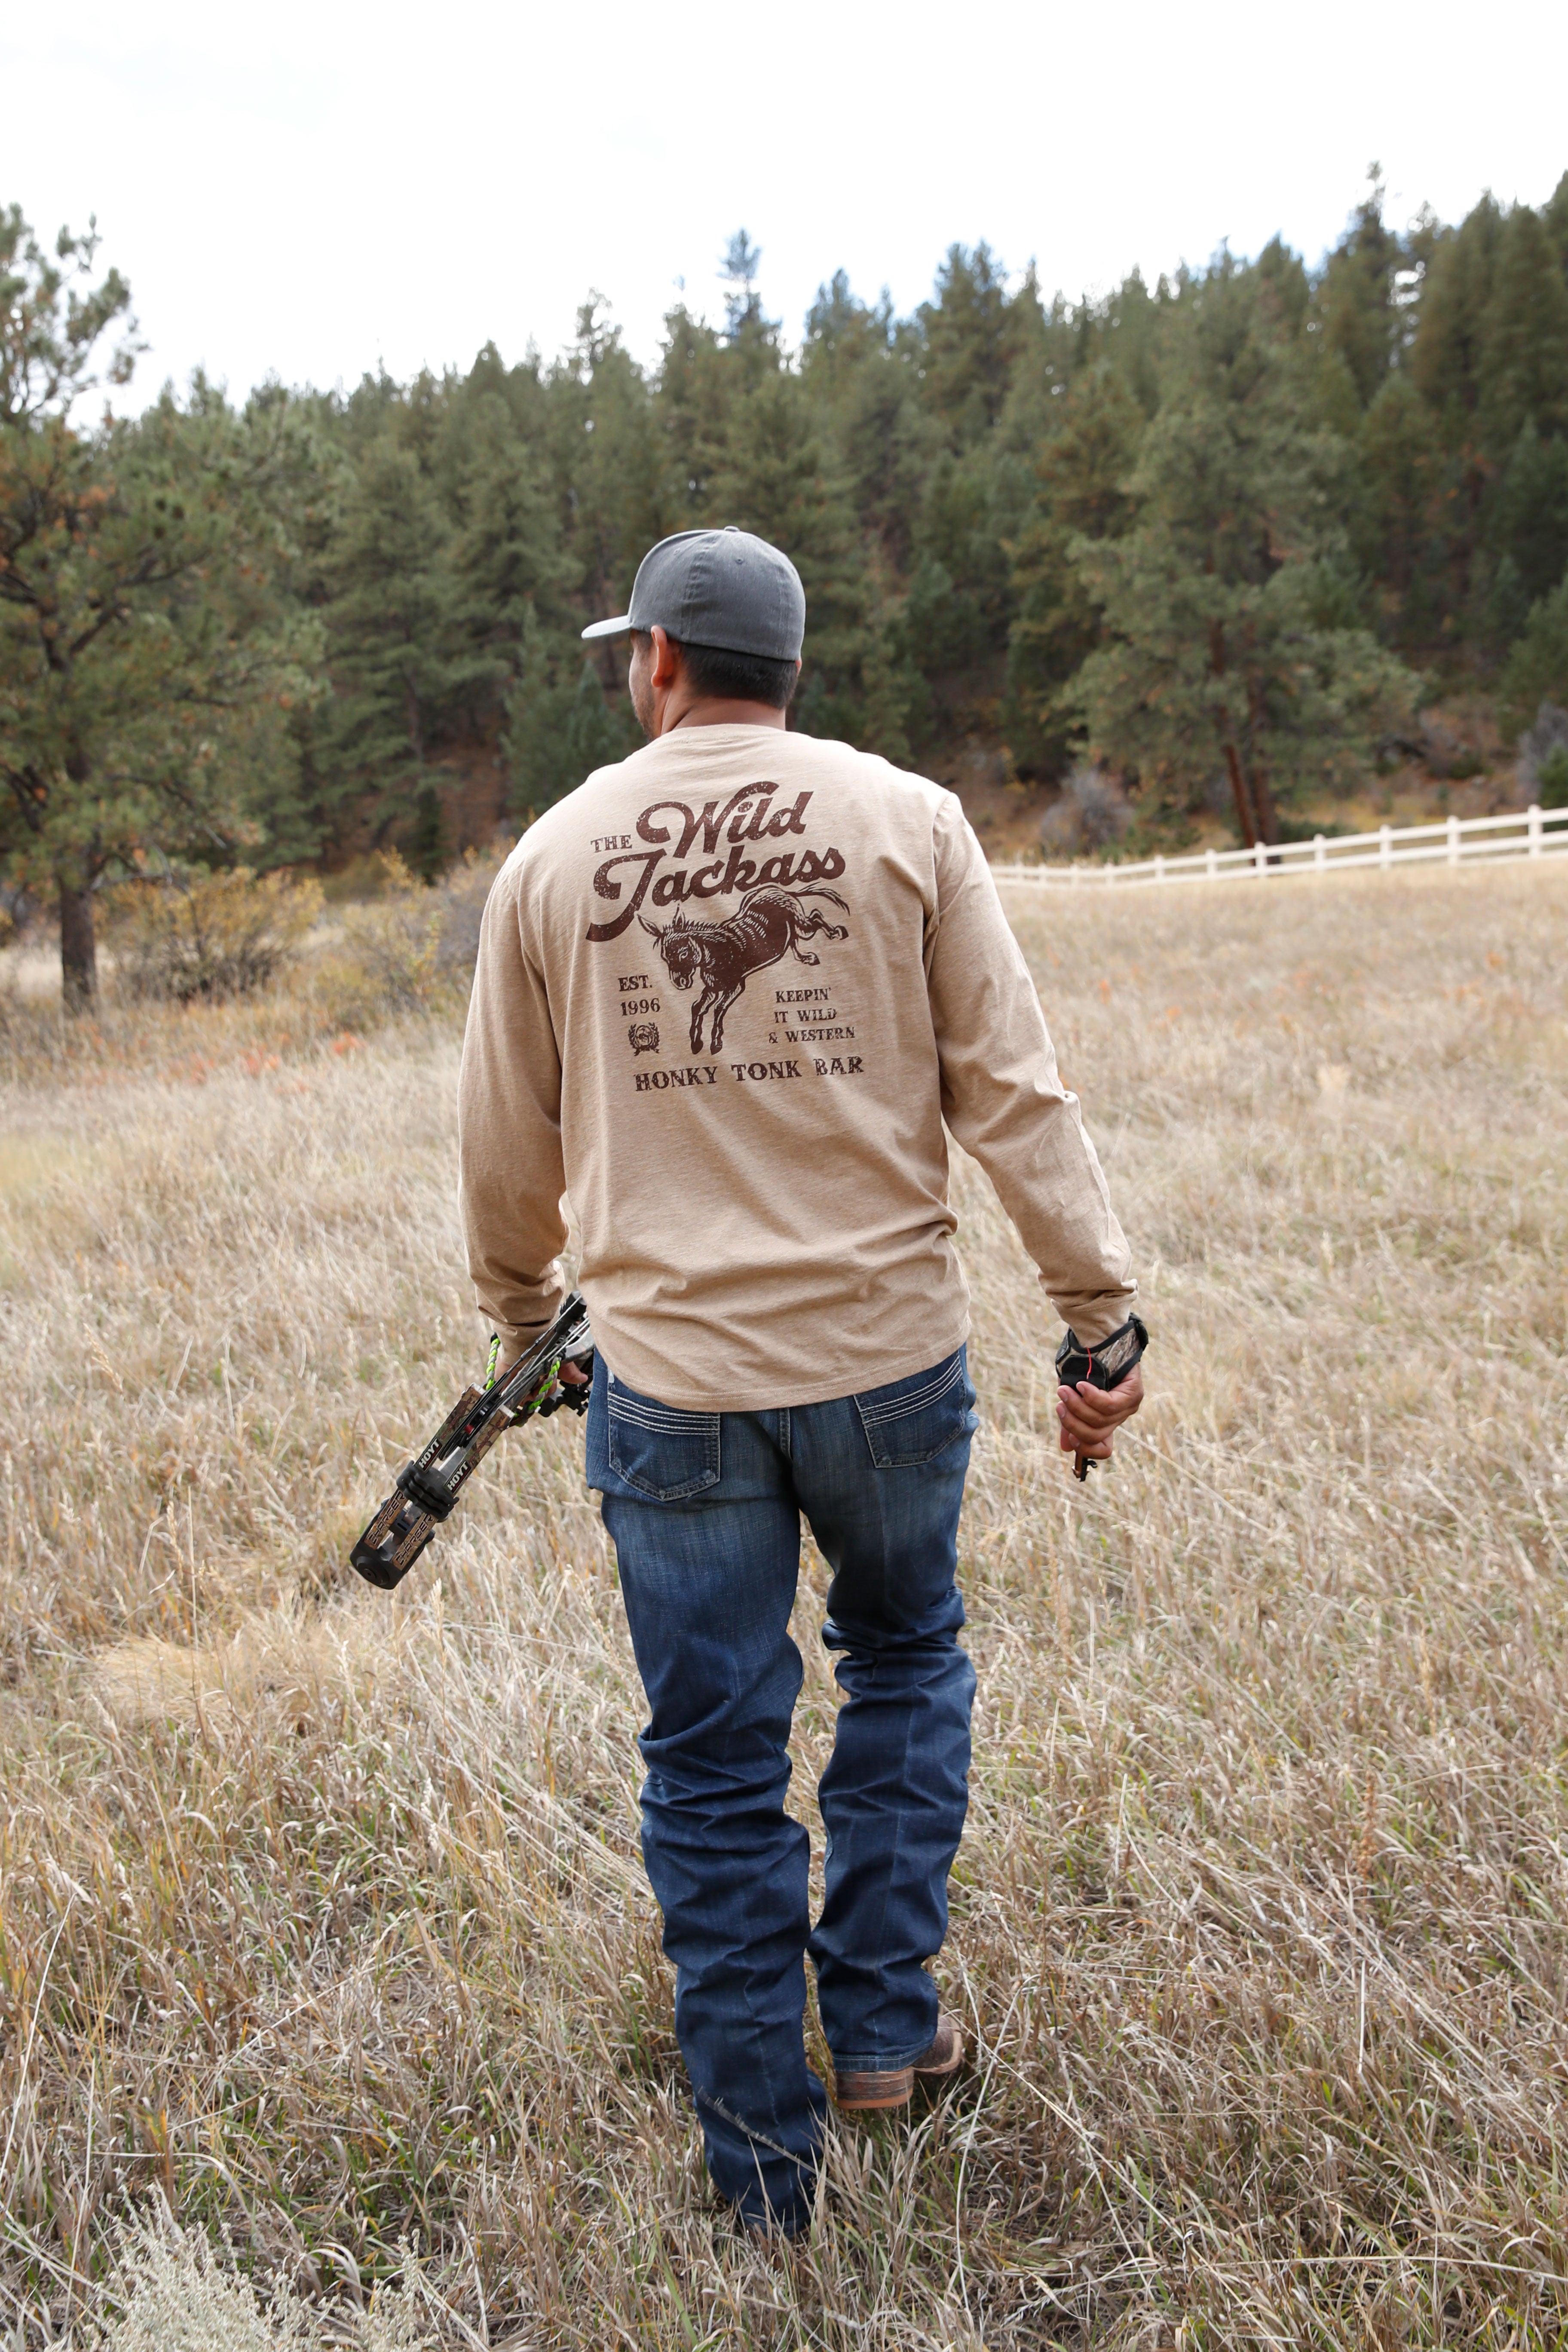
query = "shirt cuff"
xmin=1057 ymin=1296 xmax=1140 ymax=1350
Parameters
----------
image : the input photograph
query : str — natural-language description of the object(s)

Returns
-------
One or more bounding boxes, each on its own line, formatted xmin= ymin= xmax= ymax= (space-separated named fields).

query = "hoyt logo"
xmin=587 ymin=783 xmax=844 ymax=943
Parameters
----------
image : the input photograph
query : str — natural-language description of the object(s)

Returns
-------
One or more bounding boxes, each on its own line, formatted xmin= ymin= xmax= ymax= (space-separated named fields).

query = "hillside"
xmin=7 ymin=171 xmax=1568 ymax=1004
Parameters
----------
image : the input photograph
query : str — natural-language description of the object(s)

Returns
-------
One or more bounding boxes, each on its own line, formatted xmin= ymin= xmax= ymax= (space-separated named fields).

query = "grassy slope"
xmin=2 ymin=864 xmax=1567 ymax=2347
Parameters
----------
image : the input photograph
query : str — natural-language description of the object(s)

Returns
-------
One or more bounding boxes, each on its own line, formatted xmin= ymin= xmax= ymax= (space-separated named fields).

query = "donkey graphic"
xmin=640 ymin=883 xmax=850 ymax=1055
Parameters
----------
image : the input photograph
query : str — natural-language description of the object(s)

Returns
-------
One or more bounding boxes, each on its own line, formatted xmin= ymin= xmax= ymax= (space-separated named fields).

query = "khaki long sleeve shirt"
xmin=457 ymin=724 xmax=1136 ymax=1410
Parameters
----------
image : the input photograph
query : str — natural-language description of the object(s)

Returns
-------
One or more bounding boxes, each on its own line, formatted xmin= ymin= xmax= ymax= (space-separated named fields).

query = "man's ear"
xmin=649 ymin=625 xmax=682 ymax=690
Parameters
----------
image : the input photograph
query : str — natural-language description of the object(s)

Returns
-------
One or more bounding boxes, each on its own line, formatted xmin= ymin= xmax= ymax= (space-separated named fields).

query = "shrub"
xmin=0 ymin=880 xmax=34 ymax=949
xmin=312 ymin=855 xmax=442 ymax=1029
xmin=83 ymin=2206 xmax=434 ymax=2350
xmin=1518 ymin=701 xmax=1568 ymax=808
xmin=1039 ymin=765 xmax=1133 ymax=858
xmin=309 ymin=847 xmax=509 ymax=1029
xmin=1501 ymin=582 xmax=1568 ymax=739
xmin=113 ymin=868 xmax=323 ymax=1004
xmin=432 ymin=841 xmax=511 ymax=987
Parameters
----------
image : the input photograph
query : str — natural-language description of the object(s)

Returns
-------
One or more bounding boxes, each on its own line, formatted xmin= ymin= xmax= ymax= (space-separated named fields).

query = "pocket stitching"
xmin=852 ymin=1354 xmax=974 ymax=1469
xmin=608 ymin=1399 xmax=709 ymax=1432
xmin=606 ymin=1385 xmax=721 ymax=1499
xmin=856 ymin=1353 xmax=964 ymax=1425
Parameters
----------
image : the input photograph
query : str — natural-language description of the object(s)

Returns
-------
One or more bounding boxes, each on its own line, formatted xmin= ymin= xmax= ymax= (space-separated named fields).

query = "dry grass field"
xmin=2 ymin=861 xmax=1567 ymax=2349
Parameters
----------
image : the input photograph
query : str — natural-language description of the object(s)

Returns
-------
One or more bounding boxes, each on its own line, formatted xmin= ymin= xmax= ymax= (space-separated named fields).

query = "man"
xmin=457 ymin=526 xmax=1143 ymax=2238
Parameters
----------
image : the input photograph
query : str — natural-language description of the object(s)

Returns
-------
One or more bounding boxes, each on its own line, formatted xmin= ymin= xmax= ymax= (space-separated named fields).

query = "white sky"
xmin=6 ymin=0 xmax=1566 ymax=409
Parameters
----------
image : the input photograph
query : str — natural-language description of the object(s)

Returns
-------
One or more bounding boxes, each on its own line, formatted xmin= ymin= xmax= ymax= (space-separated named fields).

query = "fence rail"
xmin=990 ymin=804 xmax=1568 ymax=890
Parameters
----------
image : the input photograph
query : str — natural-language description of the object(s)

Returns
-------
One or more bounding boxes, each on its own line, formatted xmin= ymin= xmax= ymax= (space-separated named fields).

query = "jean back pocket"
xmin=853 ymin=1349 xmax=976 ymax=1469
xmin=606 ymin=1374 xmax=722 ymax=1500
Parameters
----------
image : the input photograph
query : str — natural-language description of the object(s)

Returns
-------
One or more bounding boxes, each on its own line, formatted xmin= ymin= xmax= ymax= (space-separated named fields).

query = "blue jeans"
xmin=585 ymin=1346 xmax=978 ymax=2235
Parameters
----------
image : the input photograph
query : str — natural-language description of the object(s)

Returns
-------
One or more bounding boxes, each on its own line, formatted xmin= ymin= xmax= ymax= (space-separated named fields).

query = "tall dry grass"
xmin=2 ymin=863 xmax=1566 ymax=2348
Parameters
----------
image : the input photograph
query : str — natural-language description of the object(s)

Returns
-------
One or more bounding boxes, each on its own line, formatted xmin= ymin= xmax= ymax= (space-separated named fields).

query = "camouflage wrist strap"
xmin=1055 ymin=1314 xmax=1149 ymax=1482
xmin=1054 ymin=1312 xmax=1149 ymax=1393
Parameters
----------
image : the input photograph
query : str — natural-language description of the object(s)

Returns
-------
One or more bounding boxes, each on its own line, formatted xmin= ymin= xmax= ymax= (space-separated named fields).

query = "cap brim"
xmin=581 ymin=614 xmax=632 ymax=640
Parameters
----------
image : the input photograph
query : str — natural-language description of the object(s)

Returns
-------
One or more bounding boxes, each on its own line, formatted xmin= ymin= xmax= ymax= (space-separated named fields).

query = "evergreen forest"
xmin=5 ymin=172 xmax=1568 ymax=1004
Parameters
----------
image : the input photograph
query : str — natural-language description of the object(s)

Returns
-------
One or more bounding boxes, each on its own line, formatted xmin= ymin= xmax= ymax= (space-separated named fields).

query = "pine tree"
xmin=1072 ymin=262 xmax=1415 ymax=844
xmin=504 ymin=613 xmax=632 ymax=815
xmin=1477 ymin=205 xmax=1568 ymax=454
xmin=720 ymin=230 xmax=766 ymax=341
xmin=711 ymin=369 xmax=868 ymax=735
xmin=1500 ymin=579 xmax=1568 ymax=738
xmin=1403 ymin=196 xmax=1507 ymax=643
xmin=1005 ymin=368 xmax=1145 ymax=776
xmin=446 ymin=385 xmax=575 ymax=688
xmin=1545 ymin=173 xmax=1568 ymax=273
xmin=1315 ymin=168 xmax=1404 ymax=409
xmin=801 ymin=275 xmax=935 ymax=571
xmin=1410 ymin=198 xmax=1503 ymax=433
xmin=657 ymin=303 xmax=743 ymax=522
xmin=549 ymin=298 xmax=674 ymax=631
xmin=0 ymin=210 xmax=322 ymax=1006
xmin=916 ymin=245 xmax=1026 ymax=448
xmin=1356 ymin=374 xmax=1440 ymax=628
xmin=1488 ymin=421 xmax=1568 ymax=616
xmin=316 ymin=430 xmax=476 ymax=864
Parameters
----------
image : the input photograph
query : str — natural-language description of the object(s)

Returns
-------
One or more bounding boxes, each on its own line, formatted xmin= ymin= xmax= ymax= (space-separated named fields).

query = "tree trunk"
xmin=1211 ymin=622 xmax=1259 ymax=847
xmin=1243 ymin=668 xmax=1281 ymax=848
xmin=1249 ymin=762 xmax=1281 ymax=847
xmin=1222 ymin=741 xmax=1258 ymax=847
xmin=58 ymin=872 xmax=98 ymax=1014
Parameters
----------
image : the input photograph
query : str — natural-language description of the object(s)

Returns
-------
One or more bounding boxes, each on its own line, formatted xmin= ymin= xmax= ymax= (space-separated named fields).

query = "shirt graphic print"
xmin=584 ymin=772 xmax=864 ymax=1089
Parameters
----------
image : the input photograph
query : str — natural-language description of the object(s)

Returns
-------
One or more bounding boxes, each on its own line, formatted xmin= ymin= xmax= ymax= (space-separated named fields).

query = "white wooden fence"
xmin=991 ymin=804 xmax=1568 ymax=890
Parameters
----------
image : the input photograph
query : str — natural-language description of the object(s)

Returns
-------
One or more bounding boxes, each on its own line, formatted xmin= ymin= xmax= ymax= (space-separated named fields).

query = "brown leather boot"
xmin=833 ymin=2013 xmax=966 ymax=2113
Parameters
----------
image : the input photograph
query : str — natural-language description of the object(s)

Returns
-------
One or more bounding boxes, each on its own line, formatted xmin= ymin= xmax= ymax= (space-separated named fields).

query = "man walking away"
xmin=457 ymin=527 xmax=1144 ymax=2236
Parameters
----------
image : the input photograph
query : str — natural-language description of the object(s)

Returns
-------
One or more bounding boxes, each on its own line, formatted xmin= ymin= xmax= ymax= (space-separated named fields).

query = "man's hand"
xmin=559 ymin=1361 xmax=591 ymax=1387
xmin=1057 ymin=1361 xmax=1144 ymax=1475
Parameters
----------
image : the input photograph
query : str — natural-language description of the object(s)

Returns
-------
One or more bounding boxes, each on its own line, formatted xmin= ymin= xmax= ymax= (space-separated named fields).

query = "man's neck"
xmin=655 ymin=690 xmax=788 ymax=735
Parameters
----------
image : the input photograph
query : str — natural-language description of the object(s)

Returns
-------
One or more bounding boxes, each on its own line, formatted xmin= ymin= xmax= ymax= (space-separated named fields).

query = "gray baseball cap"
xmin=582 ymin=526 xmax=805 ymax=660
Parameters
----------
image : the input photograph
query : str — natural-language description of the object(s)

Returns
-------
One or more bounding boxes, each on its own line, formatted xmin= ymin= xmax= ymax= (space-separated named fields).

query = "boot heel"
xmin=833 ymin=2064 xmax=914 ymax=2112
